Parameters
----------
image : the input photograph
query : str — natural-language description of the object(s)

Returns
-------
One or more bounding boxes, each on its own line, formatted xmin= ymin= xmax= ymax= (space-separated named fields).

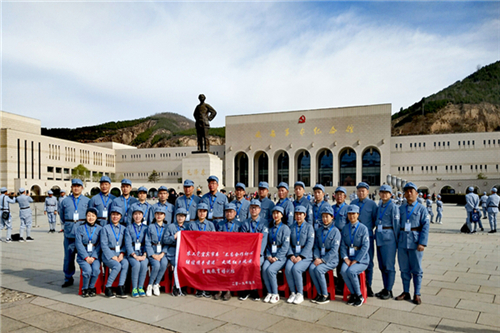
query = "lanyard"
xmin=84 ymin=224 xmax=96 ymax=243
xmin=357 ymin=201 xmax=365 ymax=214
xmin=378 ymin=202 xmax=390 ymax=221
xmin=349 ymin=223 xmax=360 ymax=246
xmin=143 ymin=203 xmax=149 ymax=218
xmin=71 ymin=195 xmax=81 ymax=211
xmin=198 ymin=222 xmax=207 ymax=232
xmin=277 ymin=198 xmax=288 ymax=207
xmin=249 ymin=220 xmax=258 ymax=233
xmin=322 ymin=225 xmax=335 ymax=247
xmin=209 ymin=195 xmax=216 ymax=211
xmin=133 ymin=223 xmax=142 ymax=242
xmin=225 ymin=222 xmax=235 ymax=232
xmin=334 ymin=202 xmax=346 ymax=218
xmin=271 ymin=223 xmax=282 ymax=244
xmin=111 ymin=224 xmax=121 ymax=244
xmin=122 ymin=196 xmax=130 ymax=214
xmin=100 ymin=193 xmax=110 ymax=208
xmin=184 ymin=196 xmax=194 ymax=212
xmin=314 ymin=202 xmax=325 ymax=220
xmin=295 ymin=223 xmax=304 ymax=244
xmin=406 ymin=203 xmax=419 ymax=221
xmin=155 ymin=224 xmax=164 ymax=242
xmin=236 ymin=201 xmax=243 ymax=217
xmin=176 ymin=225 xmax=183 ymax=232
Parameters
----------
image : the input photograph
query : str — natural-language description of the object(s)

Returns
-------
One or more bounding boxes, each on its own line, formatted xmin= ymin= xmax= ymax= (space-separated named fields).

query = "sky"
xmin=2 ymin=1 xmax=499 ymax=129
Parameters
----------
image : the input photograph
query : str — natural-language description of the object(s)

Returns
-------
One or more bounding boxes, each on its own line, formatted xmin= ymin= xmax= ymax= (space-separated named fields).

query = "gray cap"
xmin=277 ymin=182 xmax=289 ymax=190
xmin=347 ymin=205 xmax=360 ymax=214
xmin=258 ymin=181 xmax=269 ymax=189
xmin=313 ymin=184 xmax=325 ymax=193
xmin=249 ymin=199 xmax=261 ymax=207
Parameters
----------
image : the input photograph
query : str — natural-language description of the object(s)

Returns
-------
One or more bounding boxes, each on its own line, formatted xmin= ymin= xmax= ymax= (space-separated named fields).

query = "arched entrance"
xmin=296 ymin=150 xmax=311 ymax=187
xmin=30 ymin=185 xmax=41 ymax=196
xmin=339 ymin=148 xmax=356 ymax=186
xmin=362 ymin=147 xmax=381 ymax=186
xmin=317 ymin=149 xmax=333 ymax=186
xmin=148 ymin=188 xmax=158 ymax=199
xmin=51 ymin=185 xmax=61 ymax=197
xmin=111 ymin=187 xmax=121 ymax=197
xmin=90 ymin=187 xmax=100 ymax=196
xmin=440 ymin=185 xmax=455 ymax=194
xmin=234 ymin=152 xmax=249 ymax=185
xmin=275 ymin=151 xmax=289 ymax=186
xmin=254 ymin=151 xmax=269 ymax=184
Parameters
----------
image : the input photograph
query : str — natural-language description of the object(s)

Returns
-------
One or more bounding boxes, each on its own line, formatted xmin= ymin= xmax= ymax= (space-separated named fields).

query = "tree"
xmin=148 ymin=170 xmax=160 ymax=183
xmin=477 ymin=173 xmax=487 ymax=179
xmin=71 ymin=164 xmax=90 ymax=183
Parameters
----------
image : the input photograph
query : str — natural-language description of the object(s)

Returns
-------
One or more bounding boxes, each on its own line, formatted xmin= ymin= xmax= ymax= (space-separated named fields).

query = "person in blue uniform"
xmin=374 ymin=185 xmax=400 ymax=300
xmin=145 ymin=206 xmax=169 ymax=297
xmin=465 ymin=187 xmax=480 ymax=233
xmin=125 ymin=205 xmax=148 ymax=297
xmin=60 ymin=179 xmax=90 ymax=287
xmin=101 ymin=206 xmax=129 ymax=298
xmin=340 ymin=205 xmax=370 ymax=307
xmin=436 ymin=195 xmax=443 ymax=224
xmin=88 ymin=176 xmax=116 ymax=227
xmin=396 ymin=182 xmax=430 ymax=305
xmin=201 ymin=175 xmax=228 ymax=224
xmin=487 ymin=188 xmax=499 ymax=233
xmin=166 ymin=208 xmax=190 ymax=296
xmin=417 ymin=193 xmax=424 ymax=205
xmin=262 ymin=206 xmax=291 ymax=304
xmin=75 ymin=207 xmax=102 ymax=297
xmin=480 ymin=192 xmax=488 ymax=220
xmin=293 ymin=181 xmax=313 ymax=225
xmin=0 ymin=187 xmax=16 ymax=242
xmin=285 ymin=205 xmax=315 ymax=305
xmin=58 ymin=189 xmax=67 ymax=233
xmin=309 ymin=205 xmax=341 ymax=304
xmin=332 ymin=186 xmax=349 ymax=294
xmin=149 ymin=186 xmax=175 ymax=225
xmin=257 ymin=182 xmax=275 ymax=227
xmin=395 ymin=192 xmax=404 ymax=206
xmin=128 ymin=187 xmax=152 ymax=226
xmin=187 ymin=203 xmax=216 ymax=297
xmin=350 ymin=182 xmax=378 ymax=297
xmin=426 ymin=197 xmax=434 ymax=223
xmin=276 ymin=182 xmax=294 ymax=226
xmin=232 ymin=183 xmax=250 ymax=223
xmin=16 ymin=188 xmax=34 ymax=242
xmin=238 ymin=199 xmax=269 ymax=301
xmin=311 ymin=184 xmax=327 ymax=230
xmin=175 ymin=179 xmax=200 ymax=223
xmin=44 ymin=190 xmax=58 ymax=233
xmin=112 ymin=179 xmax=138 ymax=225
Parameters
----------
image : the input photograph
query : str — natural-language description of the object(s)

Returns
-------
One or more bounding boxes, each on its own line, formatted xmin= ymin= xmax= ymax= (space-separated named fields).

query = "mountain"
xmin=391 ymin=60 xmax=500 ymax=136
xmin=42 ymin=112 xmax=226 ymax=148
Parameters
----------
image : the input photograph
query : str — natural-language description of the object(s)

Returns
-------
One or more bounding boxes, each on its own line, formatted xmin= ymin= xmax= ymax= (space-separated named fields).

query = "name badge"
xmin=208 ymin=211 xmax=213 ymax=220
xmin=186 ymin=213 xmax=190 ymax=221
xmin=156 ymin=243 xmax=162 ymax=253
xmin=102 ymin=209 xmax=108 ymax=218
xmin=377 ymin=224 xmax=383 ymax=233
xmin=405 ymin=221 xmax=411 ymax=232
xmin=142 ymin=219 xmax=147 ymax=225
xmin=271 ymin=244 xmax=277 ymax=254
xmin=115 ymin=245 xmax=120 ymax=253
xmin=73 ymin=212 xmax=79 ymax=221
xmin=295 ymin=244 xmax=301 ymax=254
xmin=349 ymin=246 xmax=355 ymax=256
xmin=87 ymin=242 xmax=93 ymax=252
xmin=135 ymin=242 xmax=141 ymax=251
xmin=321 ymin=247 xmax=326 ymax=256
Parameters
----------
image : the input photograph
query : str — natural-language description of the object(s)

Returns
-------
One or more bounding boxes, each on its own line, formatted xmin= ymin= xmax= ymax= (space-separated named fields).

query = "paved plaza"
xmin=1 ymin=203 xmax=499 ymax=333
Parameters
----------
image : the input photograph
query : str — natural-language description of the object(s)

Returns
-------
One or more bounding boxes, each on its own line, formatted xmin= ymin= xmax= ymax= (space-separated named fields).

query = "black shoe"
xmin=250 ymin=290 xmax=260 ymax=301
xmin=180 ymin=287 xmax=187 ymax=296
xmin=374 ymin=289 xmax=385 ymax=298
xmin=116 ymin=285 xmax=127 ymax=298
xmin=89 ymin=288 xmax=96 ymax=297
xmin=380 ymin=290 xmax=393 ymax=300
xmin=195 ymin=290 xmax=204 ymax=298
xmin=62 ymin=279 xmax=74 ymax=288
xmin=203 ymin=291 xmax=212 ymax=298
xmin=312 ymin=293 xmax=322 ymax=303
xmin=353 ymin=294 xmax=364 ymax=307
xmin=213 ymin=291 xmax=222 ymax=300
xmin=172 ymin=287 xmax=181 ymax=297
xmin=347 ymin=294 xmax=356 ymax=305
xmin=238 ymin=291 xmax=250 ymax=301
xmin=81 ymin=289 xmax=89 ymax=298
xmin=316 ymin=294 xmax=330 ymax=304
xmin=367 ymin=286 xmax=374 ymax=297
xmin=26 ymin=236 xmax=34 ymax=242
xmin=488 ymin=230 xmax=496 ymax=234
xmin=105 ymin=287 xmax=116 ymax=298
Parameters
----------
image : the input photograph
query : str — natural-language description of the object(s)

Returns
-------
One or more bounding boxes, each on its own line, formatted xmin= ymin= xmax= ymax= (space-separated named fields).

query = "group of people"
xmin=466 ymin=187 xmax=499 ymax=233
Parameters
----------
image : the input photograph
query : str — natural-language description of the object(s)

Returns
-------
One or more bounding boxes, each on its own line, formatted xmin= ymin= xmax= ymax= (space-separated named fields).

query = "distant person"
xmin=486 ymin=188 xmax=499 ymax=233
xmin=16 ymin=188 xmax=34 ymax=242
xmin=0 ymin=187 xmax=16 ymax=242
xmin=58 ymin=189 xmax=67 ymax=233
xmin=480 ymin=192 xmax=489 ymax=220
xmin=465 ymin=187 xmax=480 ymax=233
xmin=44 ymin=190 xmax=58 ymax=233
xmin=435 ymin=195 xmax=443 ymax=224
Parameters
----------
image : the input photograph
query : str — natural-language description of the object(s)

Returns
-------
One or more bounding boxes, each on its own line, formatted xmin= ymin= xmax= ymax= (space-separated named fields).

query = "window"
xmin=426 ymin=166 xmax=428 ymax=171
xmin=419 ymin=143 xmax=421 ymax=147
xmin=411 ymin=166 xmax=413 ymax=171
xmin=472 ymin=140 xmax=475 ymax=145
xmin=488 ymin=140 xmax=491 ymax=144
xmin=398 ymin=167 xmax=401 ymax=171
xmin=458 ymin=141 xmax=461 ymax=146
xmin=399 ymin=143 xmax=402 ymax=148
xmin=421 ymin=166 xmax=424 ymax=171
xmin=438 ymin=142 xmax=441 ymax=147
xmin=468 ymin=141 xmax=470 ymax=145
xmin=446 ymin=166 xmax=448 ymax=170
xmin=434 ymin=142 xmax=436 ymax=147
xmin=423 ymin=142 xmax=426 ymax=147
xmin=448 ymin=141 xmax=450 ymax=146
xmin=47 ymin=166 xmax=54 ymax=172
xmin=395 ymin=144 xmax=398 ymax=149
xmin=410 ymin=143 xmax=412 ymax=148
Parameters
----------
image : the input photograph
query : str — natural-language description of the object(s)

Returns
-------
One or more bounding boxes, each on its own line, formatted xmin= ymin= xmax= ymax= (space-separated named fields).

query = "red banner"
xmin=174 ymin=231 xmax=262 ymax=291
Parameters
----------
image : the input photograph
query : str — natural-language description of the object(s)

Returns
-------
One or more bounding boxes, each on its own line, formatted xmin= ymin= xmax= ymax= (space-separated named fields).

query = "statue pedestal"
xmin=182 ymin=153 xmax=224 ymax=190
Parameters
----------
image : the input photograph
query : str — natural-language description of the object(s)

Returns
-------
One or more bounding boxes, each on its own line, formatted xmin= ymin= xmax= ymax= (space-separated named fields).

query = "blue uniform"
xmin=309 ymin=222 xmax=341 ymax=296
xmin=293 ymin=197 xmax=313 ymax=225
xmin=145 ymin=222 xmax=169 ymax=286
xmin=231 ymin=198 xmax=250 ymax=223
xmin=426 ymin=199 xmax=434 ymax=223
xmin=101 ymin=223 xmax=129 ymax=287
xmin=258 ymin=197 xmax=275 ymax=227
xmin=275 ymin=198 xmax=294 ymax=226
xmin=480 ymin=195 xmax=489 ymax=218
xmin=75 ymin=223 xmax=102 ymax=289
xmin=125 ymin=222 xmax=148 ymax=290
xmin=417 ymin=197 xmax=424 ymax=205
xmin=262 ymin=222 xmax=290 ymax=294
xmin=375 ymin=200 xmax=400 ymax=292
xmin=486 ymin=193 xmax=499 ymax=231
xmin=285 ymin=221 xmax=314 ymax=295
xmin=16 ymin=194 xmax=34 ymax=239
xmin=201 ymin=191 xmax=228 ymax=223
xmin=398 ymin=201 xmax=430 ymax=296
xmin=465 ymin=192 xmax=480 ymax=232
xmin=188 ymin=219 xmax=216 ymax=232
xmin=60 ymin=194 xmax=90 ymax=282
xmin=333 ymin=202 xmax=349 ymax=231
xmin=149 ymin=201 xmax=175 ymax=225
xmin=312 ymin=200 xmax=328 ymax=230
xmin=88 ymin=193 xmax=116 ymax=226
xmin=112 ymin=196 xmax=138 ymax=224
xmin=175 ymin=195 xmax=200 ymax=222
xmin=129 ymin=201 xmax=153 ymax=225
xmin=216 ymin=219 xmax=242 ymax=232
xmin=340 ymin=222 xmax=370 ymax=296
xmin=44 ymin=196 xmax=58 ymax=231
xmin=0 ymin=193 xmax=16 ymax=239
xmin=350 ymin=198 xmax=377 ymax=287
xmin=240 ymin=217 xmax=268 ymax=266
xmin=58 ymin=195 xmax=67 ymax=229
xmin=165 ymin=222 xmax=189 ymax=266
xmin=436 ymin=200 xmax=443 ymax=223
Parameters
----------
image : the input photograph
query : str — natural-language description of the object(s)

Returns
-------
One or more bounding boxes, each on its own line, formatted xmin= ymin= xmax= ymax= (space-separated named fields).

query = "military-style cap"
xmin=492 ymin=188 xmax=498 ymax=193
xmin=437 ymin=195 xmax=441 ymax=199
xmin=71 ymin=179 xmax=83 ymax=186
xmin=0 ymin=187 xmax=7 ymax=193
xmin=183 ymin=179 xmax=194 ymax=187
xmin=347 ymin=205 xmax=360 ymax=214
xmin=397 ymin=191 xmax=402 ymax=195
xmin=154 ymin=206 xmax=167 ymax=215
xmin=277 ymin=182 xmax=289 ymax=190
xmin=403 ymin=182 xmax=418 ymax=191
xmin=379 ymin=185 xmax=392 ymax=193
xmin=258 ymin=181 xmax=269 ymax=189
xmin=110 ymin=206 xmax=123 ymax=215
xmin=121 ymin=179 xmax=132 ymax=186
xmin=19 ymin=187 xmax=26 ymax=193
xmin=138 ymin=186 xmax=148 ymax=193
xmin=86 ymin=207 xmax=98 ymax=216
xmin=100 ymin=176 xmax=111 ymax=184
xmin=294 ymin=205 xmax=307 ymax=214
xmin=321 ymin=205 xmax=334 ymax=216
xmin=356 ymin=182 xmax=369 ymax=190
xmin=235 ymin=183 xmax=246 ymax=191
xmin=48 ymin=190 xmax=53 ymax=195
xmin=294 ymin=181 xmax=305 ymax=189
xmin=483 ymin=192 xmax=487 ymax=195
xmin=249 ymin=199 xmax=261 ymax=207
xmin=176 ymin=208 xmax=188 ymax=216
xmin=158 ymin=186 xmax=168 ymax=192
xmin=313 ymin=184 xmax=325 ymax=193
xmin=467 ymin=186 xmax=474 ymax=192
xmin=197 ymin=203 xmax=209 ymax=211
xmin=335 ymin=186 xmax=347 ymax=195
xmin=418 ymin=192 xmax=423 ymax=196
xmin=61 ymin=189 xmax=66 ymax=193
xmin=207 ymin=175 xmax=219 ymax=183
xmin=225 ymin=203 xmax=236 ymax=211
xmin=272 ymin=206 xmax=284 ymax=214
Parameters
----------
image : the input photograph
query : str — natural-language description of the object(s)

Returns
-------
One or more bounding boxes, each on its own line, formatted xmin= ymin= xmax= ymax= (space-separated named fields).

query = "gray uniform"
xmin=480 ymin=195 xmax=488 ymax=218
xmin=17 ymin=194 xmax=34 ymax=239
xmin=486 ymin=193 xmax=499 ymax=231
xmin=426 ymin=199 xmax=434 ymax=223
xmin=58 ymin=195 xmax=67 ymax=230
xmin=465 ymin=192 xmax=480 ymax=232
xmin=0 ymin=193 xmax=16 ymax=240
xmin=44 ymin=196 xmax=58 ymax=231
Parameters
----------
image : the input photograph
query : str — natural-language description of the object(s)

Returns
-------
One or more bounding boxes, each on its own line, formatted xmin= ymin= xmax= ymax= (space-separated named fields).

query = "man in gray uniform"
xmin=17 ymin=188 xmax=34 ymax=242
xmin=0 ymin=187 xmax=16 ymax=242
xmin=44 ymin=190 xmax=58 ymax=233
xmin=58 ymin=189 xmax=67 ymax=233
xmin=480 ymin=192 xmax=488 ymax=219
xmin=426 ymin=197 xmax=434 ymax=223
xmin=487 ymin=188 xmax=499 ymax=233
xmin=465 ymin=187 xmax=480 ymax=233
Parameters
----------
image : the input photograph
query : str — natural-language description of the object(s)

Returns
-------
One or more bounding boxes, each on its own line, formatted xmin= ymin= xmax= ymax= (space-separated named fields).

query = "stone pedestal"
xmin=182 ymin=153 xmax=224 ymax=191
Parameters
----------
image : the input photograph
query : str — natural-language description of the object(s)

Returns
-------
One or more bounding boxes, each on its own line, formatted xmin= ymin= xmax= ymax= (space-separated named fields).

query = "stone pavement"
xmin=1 ymin=203 xmax=499 ymax=333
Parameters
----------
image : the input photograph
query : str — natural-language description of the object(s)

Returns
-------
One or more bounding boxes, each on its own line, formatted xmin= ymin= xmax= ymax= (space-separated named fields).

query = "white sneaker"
xmin=153 ymin=284 xmax=160 ymax=296
xmin=146 ymin=284 xmax=153 ymax=297
xmin=287 ymin=293 xmax=296 ymax=303
xmin=293 ymin=293 xmax=304 ymax=304
xmin=263 ymin=293 xmax=272 ymax=303
xmin=270 ymin=294 xmax=280 ymax=304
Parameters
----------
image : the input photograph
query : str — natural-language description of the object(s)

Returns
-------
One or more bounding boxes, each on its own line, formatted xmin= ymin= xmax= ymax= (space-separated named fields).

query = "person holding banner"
xmin=309 ymin=205 xmax=341 ymax=304
xmin=145 ymin=206 xmax=169 ymax=297
xmin=340 ymin=205 xmax=370 ymax=307
xmin=285 ymin=205 xmax=315 ymax=305
xmin=166 ymin=208 xmax=190 ymax=296
xmin=125 ymin=205 xmax=149 ymax=298
xmin=262 ymin=206 xmax=291 ymax=304
xmin=101 ymin=205 xmax=129 ymax=298
xmin=187 ymin=202 xmax=216 ymax=298
xmin=75 ymin=207 xmax=102 ymax=298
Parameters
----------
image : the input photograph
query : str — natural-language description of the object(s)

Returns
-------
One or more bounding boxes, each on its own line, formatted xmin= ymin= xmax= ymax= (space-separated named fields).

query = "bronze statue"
xmin=193 ymin=94 xmax=217 ymax=152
